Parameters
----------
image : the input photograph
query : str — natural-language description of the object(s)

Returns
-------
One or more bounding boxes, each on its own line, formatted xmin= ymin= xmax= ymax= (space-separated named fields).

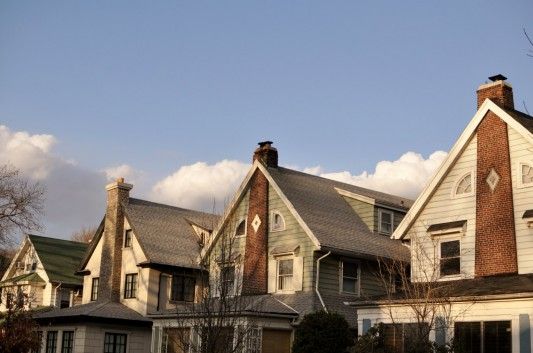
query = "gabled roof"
xmin=393 ymin=100 xmax=533 ymax=239
xmin=0 ymin=272 xmax=45 ymax=286
xmin=124 ymin=198 xmax=219 ymax=268
xmin=204 ymin=160 xmax=411 ymax=262
xmin=28 ymin=235 xmax=88 ymax=286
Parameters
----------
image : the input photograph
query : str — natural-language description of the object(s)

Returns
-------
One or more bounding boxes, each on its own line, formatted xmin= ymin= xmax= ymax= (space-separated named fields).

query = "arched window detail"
xmin=235 ymin=220 xmax=246 ymax=237
xmin=455 ymin=173 xmax=472 ymax=196
xmin=270 ymin=211 xmax=286 ymax=232
xmin=521 ymin=163 xmax=533 ymax=185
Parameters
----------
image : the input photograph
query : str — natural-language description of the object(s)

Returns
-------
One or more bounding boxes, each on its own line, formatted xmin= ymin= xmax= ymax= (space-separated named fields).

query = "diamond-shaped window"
xmin=251 ymin=214 xmax=261 ymax=233
xmin=486 ymin=168 xmax=500 ymax=192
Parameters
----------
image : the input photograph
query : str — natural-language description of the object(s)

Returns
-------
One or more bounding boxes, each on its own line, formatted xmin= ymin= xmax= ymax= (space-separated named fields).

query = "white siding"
xmin=82 ymin=234 xmax=103 ymax=304
xmin=408 ymin=135 xmax=477 ymax=281
xmin=508 ymin=125 xmax=533 ymax=274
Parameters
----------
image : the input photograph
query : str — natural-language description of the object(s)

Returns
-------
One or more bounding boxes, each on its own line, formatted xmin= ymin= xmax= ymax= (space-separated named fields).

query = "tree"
xmin=0 ymin=165 xmax=44 ymax=247
xmin=70 ymin=225 xmax=97 ymax=243
xmin=524 ymin=28 xmax=533 ymax=58
xmin=292 ymin=311 xmax=354 ymax=353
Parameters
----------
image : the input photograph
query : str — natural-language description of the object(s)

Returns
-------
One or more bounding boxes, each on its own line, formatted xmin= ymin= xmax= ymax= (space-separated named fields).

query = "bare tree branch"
xmin=70 ymin=225 xmax=98 ymax=243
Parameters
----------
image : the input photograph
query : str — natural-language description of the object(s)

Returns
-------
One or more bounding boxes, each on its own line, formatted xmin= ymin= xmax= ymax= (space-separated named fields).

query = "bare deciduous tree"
xmin=0 ymin=165 xmax=44 ymax=247
xmin=70 ymin=225 xmax=97 ymax=243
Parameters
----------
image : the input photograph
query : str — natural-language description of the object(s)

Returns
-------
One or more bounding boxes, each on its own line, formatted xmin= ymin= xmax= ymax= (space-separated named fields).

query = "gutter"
xmin=315 ymin=251 xmax=331 ymax=313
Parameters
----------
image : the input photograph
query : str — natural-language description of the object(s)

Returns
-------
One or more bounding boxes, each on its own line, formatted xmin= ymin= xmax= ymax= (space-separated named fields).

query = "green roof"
xmin=28 ymin=235 xmax=88 ymax=286
xmin=0 ymin=272 xmax=45 ymax=285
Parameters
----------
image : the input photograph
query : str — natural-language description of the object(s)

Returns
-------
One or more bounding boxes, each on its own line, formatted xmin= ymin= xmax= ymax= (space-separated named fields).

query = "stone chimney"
xmin=476 ymin=74 xmax=514 ymax=109
xmin=253 ymin=141 xmax=278 ymax=168
xmin=474 ymin=76 xmax=518 ymax=277
xmin=99 ymin=178 xmax=132 ymax=301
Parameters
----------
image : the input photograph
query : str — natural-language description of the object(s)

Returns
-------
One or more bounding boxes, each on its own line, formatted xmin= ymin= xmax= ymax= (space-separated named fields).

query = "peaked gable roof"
xmin=28 ymin=234 xmax=88 ymax=286
xmin=393 ymin=99 xmax=533 ymax=239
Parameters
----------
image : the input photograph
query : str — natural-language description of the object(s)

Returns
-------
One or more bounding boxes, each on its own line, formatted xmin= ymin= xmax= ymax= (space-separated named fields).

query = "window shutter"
xmin=293 ymin=257 xmax=304 ymax=291
xmin=235 ymin=262 xmax=244 ymax=296
xmin=151 ymin=326 xmax=161 ymax=353
xmin=267 ymin=259 xmax=277 ymax=293
xmin=211 ymin=265 xmax=221 ymax=297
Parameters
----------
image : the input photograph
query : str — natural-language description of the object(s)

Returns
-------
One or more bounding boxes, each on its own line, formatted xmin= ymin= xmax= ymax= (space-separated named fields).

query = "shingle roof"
xmin=0 ymin=272 xmax=45 ymax=285
xmin=505 ymin=108 xmax=533 ymax=134
xmin=125 ymin=199 xmax=220 ymax=268
xmin=34 ymin=300 xmax=152 ymax=326
xmin=268 ymin=167 xmax=411 ymax=261
xmin=29 ymin=235 xmax=88 ymax=286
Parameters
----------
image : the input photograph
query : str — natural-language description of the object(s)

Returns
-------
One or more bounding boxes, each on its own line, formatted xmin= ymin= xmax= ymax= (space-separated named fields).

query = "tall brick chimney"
xmin=475 ymin=75 xmax=518 ymax=277
xmin=242 ymin=142 xmax=274 ymax=295
xmin=253 ymin=141 xmax=278 ymax=168
xmin=99 ymin=178 xmax=132 ymax=301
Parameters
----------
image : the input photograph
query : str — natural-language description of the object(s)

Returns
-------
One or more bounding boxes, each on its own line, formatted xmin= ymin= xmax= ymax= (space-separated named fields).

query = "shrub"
xmin=292 ymin=311 xmax=354 ymax=353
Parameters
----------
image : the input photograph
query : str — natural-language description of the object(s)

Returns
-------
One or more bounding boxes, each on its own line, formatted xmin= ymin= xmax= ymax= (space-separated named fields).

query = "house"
xmin=150 ymin=142 xmax=413 ymax=353
xmin=0 ymin=234 xmax=87 ymax=311
xmin=353 ymin=75 xmax=533 ymax=353
xmin=34 ymin=178 xmax=219 ymax=353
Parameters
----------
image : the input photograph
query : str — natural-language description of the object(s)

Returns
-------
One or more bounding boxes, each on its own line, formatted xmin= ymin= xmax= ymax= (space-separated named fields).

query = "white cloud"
xmin=151 ymin=160 xmax=250 ymax=212
xmin=312 ymin=151 xmax=448 ymax=199
xmin=103 ymin=164 xmax=144 ymax=185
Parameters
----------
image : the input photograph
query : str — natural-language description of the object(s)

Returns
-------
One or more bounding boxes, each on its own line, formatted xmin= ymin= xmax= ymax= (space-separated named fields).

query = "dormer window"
xmin=235 ymin=220 xmax=246 ymax=238
xmin=455 ymin=173 xmax=473 ymax=196
xmin=124 ymin=229 xmax=133 ymax=248
xmin=270 ymin=211 xmax=285 ymax=232
xmin=277 ymin=258 xmax=294 ymax=291
xmin=378 ymin=209 xmax=394 ymax=235
xmin=521 ymin=163 xmax=533 ymax=185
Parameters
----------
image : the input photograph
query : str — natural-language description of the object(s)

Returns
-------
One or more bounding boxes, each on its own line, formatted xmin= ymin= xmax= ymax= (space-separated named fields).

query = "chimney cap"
xmin=488 ymin=74 xmax=507 ymax=82
xmin=258 ymin=141 xmax=273 ymax=148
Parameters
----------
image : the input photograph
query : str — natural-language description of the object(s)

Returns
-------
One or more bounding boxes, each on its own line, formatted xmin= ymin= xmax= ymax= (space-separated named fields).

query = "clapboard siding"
xmin=343 ymin=197 xmax=374 ymax=232
xmin=508 ymin=125 xmax=533 ymax=274
xmin=407 ymin=135 xmax=477 ymax=281
xmin=268 ymin=184 xmax=317 ymax=292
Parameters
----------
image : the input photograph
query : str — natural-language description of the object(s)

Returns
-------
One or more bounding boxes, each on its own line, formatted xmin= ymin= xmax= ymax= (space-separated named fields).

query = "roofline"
xmin=335 ymin=187 xmax=409 ymax=212
xmin=122 ymin=209 xmax=151 ymax=263
xmin=79 ymin=218 xmax=105 ymax=271
xmin=393 ymin=99 xmax=533 ymax=239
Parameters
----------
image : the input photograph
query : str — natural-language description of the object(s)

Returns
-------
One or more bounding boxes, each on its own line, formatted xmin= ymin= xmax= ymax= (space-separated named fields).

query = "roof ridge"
xmin=28 ymin=234 xmax=86 ymax=246
xmin=128 ymin=198 xmax=218 ymax=217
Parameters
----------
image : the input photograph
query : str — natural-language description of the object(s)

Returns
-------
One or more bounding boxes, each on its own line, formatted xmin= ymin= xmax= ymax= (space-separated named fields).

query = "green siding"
xmin=267 ymin=184 xmax=317 ymax=292
xmin=342 ymin=197 xmax=374 ymax=232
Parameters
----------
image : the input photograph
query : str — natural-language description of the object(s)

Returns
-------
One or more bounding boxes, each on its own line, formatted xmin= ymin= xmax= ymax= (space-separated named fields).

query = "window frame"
xmin=452 ymin=171 xmax=475 ymax=198
xmin=340 ymin=261 xmax=360 ymax=295
xmin=234 ymin=219 xmax=247 ymax=238
xmin=378 ymin=209 xmax=395 ymax=235
xmin=439 ymin=238 xmax=461 ymax=278
xmin=518 ymin=161 xmax=533 ymax=188
xmin=124 ymin=229 xmax=133 ymax=248
xmin=61 ymin=331 xmax=74 ymax=353
xmin=104 ymin=332 xmax=127 ymax=353
xmin=124 ymin=273 xmax=138 ymax=299
xmin=90 ymin=277 xmax=99 ymax=301
xmin=276 ymin=257 xmax=294 ymax=292
xmin=46 ymin=331 xmax=58 ymax=353
xmin=270 ymin=210 xmax=286 ymax=232
xmin=220 ymin=264 xmax=236 ymax=297
xmin=170 ymin=274 xmax=196 ymax=302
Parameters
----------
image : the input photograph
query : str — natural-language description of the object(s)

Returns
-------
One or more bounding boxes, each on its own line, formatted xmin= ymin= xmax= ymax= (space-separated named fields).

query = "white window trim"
xmin=123 ymin=229 xmax=133 ymax=248
xmin=270 ymin=210 xmax=286 ymax=232
xmin=339 ymin=260 xmax=360 ymax=296
xmin=437 ymin=235 xmax=462 ymax=281
xmin=219 ymin=263 xmax=237 ymax=297
xmin=517 ymin=160 xmax=533 ymax=188
xmin=275 ymin=255 xmax=295 ymax=293
xmin=378 ymin=209 xmax=395 ymax=235
xmin=451 ymin=170 xmax=475 ymax=199
xmin=234 ymin=218 xmax=247 ymax=238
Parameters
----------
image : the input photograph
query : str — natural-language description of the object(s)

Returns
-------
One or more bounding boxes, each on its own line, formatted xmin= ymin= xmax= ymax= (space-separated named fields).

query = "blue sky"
xmin=1 ymin=1 xmax=532 ymax=238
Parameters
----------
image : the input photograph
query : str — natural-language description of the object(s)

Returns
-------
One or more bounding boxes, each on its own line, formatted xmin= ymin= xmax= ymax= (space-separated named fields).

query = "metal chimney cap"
xmin=258 ymin=141 xmax=273 ymax=147
xmin=488 ymin=74 xmax=507 ymax=82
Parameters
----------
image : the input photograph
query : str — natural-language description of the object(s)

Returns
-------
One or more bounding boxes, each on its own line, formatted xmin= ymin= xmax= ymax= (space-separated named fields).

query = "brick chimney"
xmin=253 ymin=141 xmax=278 ymax=168
xmin=99 ymin=178 xmax=132 ymax=301
xmin=476 ymin=74 xmax=514 ymax=109
xmin=242 ymin=143 xmax=273 ymax=295
xmin=475 ymin=76 xmax=518 ymax=277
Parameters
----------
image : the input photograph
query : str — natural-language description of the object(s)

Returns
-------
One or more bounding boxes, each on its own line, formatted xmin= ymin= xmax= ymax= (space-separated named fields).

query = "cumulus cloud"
xmin=150 ymin=160 xmax=250 ymax=212
xmin=310 ymin=151 xmax=448 ymax=199
xmin=103 ymin=164 xmax=144 ymax=185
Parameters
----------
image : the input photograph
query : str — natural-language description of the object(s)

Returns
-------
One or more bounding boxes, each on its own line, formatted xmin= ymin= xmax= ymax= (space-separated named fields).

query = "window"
xmin=221 ymin=266 xmax=235 ymax=296
xmin=378 ymin=209 xmax=394 ymax=235
xmin=32 ymin=331 xmax=43 ymax=353
xmin=61 ymin=331 xmax=74 ymax=353
xmin=171 ymin=275 xmax=195 ymax=302
xmin=235 ymin=220 xmax=246 ymax=237
xmin=454 ymin=321 xmax=511 ymax=353
xmin=440 ymin=240 xmax=460 ymax=277
xmin=521 ymin=163 xmax=533 ymax=185
xmin=455 ymin=173 xmax=473 ymax=196
xmin=270 ymin=211 xmax=285 ymax=231
xmin=91 ymin=277 xmax=99 ymax=301
xmin=124 ymin=273 xmax=138 ymax=299
xmin=46 ymin=331 xmax=58 ymax=353
xmin=382 ymin=323 xmax=429 ymax=353
xmin=277 ymin=259 xmax=293 ymax=291
xmin=104 ymin=333 xmax=127 ymax=353
xmin=341 ymin=262 xmax=359 ymax=294
xmin=124 ymin=229 xmax=133 ymax=248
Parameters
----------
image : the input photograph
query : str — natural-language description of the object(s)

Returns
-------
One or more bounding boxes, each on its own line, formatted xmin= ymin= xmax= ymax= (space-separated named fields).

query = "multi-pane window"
xmin=378 ymin=209 xmax=394 ymax=235
xmin=91 ymin=277 xmax=99 ymax=301
xmin=124 ymin=229 xmax=133 ymax=248
xmin=221 ymin=266 xmax=235 ymax=296
xmin=456 ymin=173 xmax=473 ymax=195
xmin=104 ymin=333 xmax=127 ymax=353
xmin=61 ymin=331 xmax=74 ymax=353
xmin=521 ymin=163 xmax=533 ymax=184
xmin=341 ymin=262 xmax=359 ymax=294
xmin=235 ymin=220 xmax=246 ymax=237
xmin=271 ymin=212 xmax=285 ymax=231
xmin=382 ymin=323 xmax=429 ymax=353
xmin=454 ymin=321 xmax=511 ymax=353
xmin=32 ymin=331 xmax=43 ymax=353
xmin=277 ymin=259 xmax=293 ymax=291
xmin=171 ymin=275 xmax=195 ymax=302
xmin=440 ymin=240 xmax=461 ymax=277
xmin=124 ymin=273 xmax=138 ymax=299
xmin=46 ymin=331 xmax=58 ymax=353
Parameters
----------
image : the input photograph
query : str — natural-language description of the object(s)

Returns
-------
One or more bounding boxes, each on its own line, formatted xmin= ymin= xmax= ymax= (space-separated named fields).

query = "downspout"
xmin=315 ymin=251 xmax=331 ymax=313
xmin=54 ymin=282 xmax=62 ymax=307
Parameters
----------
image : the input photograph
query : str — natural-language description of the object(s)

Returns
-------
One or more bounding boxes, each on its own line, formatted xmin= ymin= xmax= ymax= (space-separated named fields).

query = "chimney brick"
xmin=253 ymin=141 xmax=278 ymax=168
xmin=477 ymin=80 xmax=514 ymax=110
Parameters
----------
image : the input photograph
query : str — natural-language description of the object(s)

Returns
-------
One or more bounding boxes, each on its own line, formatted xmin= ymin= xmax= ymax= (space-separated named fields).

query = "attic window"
xmin=521 ymin=163 xmax=533 ymax=185
xmin=270 ymin=211 xmax=285 ymax=232
xmin=454 ymin=173 xmax=473 ymax=197
xmin=124 ymin=229 xmax=132 ymax=248
xmin=378 ymin=209 xmax=394 ymax=235
xmin=235 ymin=220 xmax=246 ymax=237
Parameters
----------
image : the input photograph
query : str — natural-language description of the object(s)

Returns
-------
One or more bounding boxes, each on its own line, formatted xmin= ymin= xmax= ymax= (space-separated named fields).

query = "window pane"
xmin=441 ymin=241 xmax=460 ymax=257
xmin=343 ymin=262 xmax=358 ymax=278
xmin=236 ymin=220 xmax=246 ymax=236
xmin=278 ymin=260 xmax=293 ymax=275
xmin=440 ymin=257 xmax=460 ymax=276
xmin=522 ymin=164 xmax=533 ymax=184
xmin=484 ymin=321 xmax=511 ymax=353
xmin=61 ymin=331 xmax=74 ymax=353
xmin=184 ymin=277 xmax=195 ymax=302
xmin=454 ymin=322 xmax=481 ymax=353
xmin=342 ymin=278 xmax=357 ymax=293
xmin=46 ymin=331 xmax=58 ymax=353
